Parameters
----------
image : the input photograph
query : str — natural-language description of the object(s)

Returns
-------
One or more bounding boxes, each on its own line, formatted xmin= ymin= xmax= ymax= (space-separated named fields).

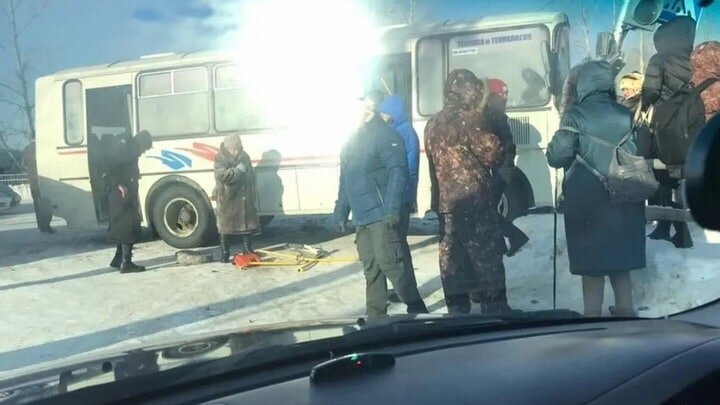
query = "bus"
xmin=35 ymin=12 xmax=570 ymax=248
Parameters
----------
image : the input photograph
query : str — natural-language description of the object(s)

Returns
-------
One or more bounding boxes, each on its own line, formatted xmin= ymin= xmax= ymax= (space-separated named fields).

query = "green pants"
xmin=356 ymin=221 xmax=425 ymax=316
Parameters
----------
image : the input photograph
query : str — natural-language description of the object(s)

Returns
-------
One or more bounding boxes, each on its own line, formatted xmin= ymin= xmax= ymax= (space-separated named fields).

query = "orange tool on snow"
xmin=232 ymin=252 xmax=262 ymax=268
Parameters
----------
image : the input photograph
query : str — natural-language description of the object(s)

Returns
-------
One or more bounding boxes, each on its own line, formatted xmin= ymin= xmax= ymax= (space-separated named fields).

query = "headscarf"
xmin=222 ymin=134 xmax=243 ymax=155
xmin=619 ymin=71 xmax=644 ymax=92
xmin=443 ymin=69 xmax=484 ymax=112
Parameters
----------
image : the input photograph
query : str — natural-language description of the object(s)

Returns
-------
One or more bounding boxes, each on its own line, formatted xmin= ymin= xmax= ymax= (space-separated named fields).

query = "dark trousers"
xmin=356 ymin=221 xmax=424 ymax=316
xmin=30 ymin=185 xmax=52 ymax=232
xmin=439 ymin=212 xmax=508 ymax=314
xmin=390 ymin=203 xmax=418 ymax=290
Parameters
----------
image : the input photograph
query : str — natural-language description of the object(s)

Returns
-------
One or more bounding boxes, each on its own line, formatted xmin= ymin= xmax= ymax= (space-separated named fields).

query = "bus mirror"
xmin=595 ymin=32 xmax=617 ymax=59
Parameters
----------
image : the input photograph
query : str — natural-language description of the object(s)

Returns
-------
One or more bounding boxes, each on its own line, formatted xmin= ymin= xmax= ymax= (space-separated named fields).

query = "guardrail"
xmin=0 ymin=173 xmax=28 ymax=186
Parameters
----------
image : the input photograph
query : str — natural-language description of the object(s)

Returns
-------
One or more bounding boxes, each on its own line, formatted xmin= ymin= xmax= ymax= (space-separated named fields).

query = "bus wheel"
xmin=152 ymin=185 xmax=213 ymax=249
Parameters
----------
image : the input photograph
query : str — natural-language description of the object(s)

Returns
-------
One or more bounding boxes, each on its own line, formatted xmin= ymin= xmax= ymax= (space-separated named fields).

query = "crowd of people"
xmin=21 ymin=16 xmax=720 ymax=317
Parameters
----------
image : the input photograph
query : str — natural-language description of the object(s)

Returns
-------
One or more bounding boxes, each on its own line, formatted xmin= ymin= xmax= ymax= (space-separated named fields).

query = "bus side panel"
xmin=35 ymin=77 xmax=98 ymax=229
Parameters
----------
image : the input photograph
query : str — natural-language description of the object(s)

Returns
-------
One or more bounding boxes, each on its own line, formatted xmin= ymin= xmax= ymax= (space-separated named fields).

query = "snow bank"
xmin=1 ymin=210 xmax=720 ymax=377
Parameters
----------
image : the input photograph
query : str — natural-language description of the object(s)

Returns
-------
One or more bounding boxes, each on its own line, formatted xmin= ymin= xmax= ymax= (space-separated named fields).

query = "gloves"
xmin=236 ymin=162 xmax=247 ymax=172
xmin=383 ymin=214 xmax=400 ymax=230
xmin=337 ymin=221 xmax=348 ymax=233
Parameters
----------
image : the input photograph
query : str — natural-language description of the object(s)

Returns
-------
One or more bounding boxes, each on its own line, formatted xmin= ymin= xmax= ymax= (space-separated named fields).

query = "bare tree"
xmin=368 ymin=0 xmax=419 ymax=25
xmin=0 ymin=0 xmax=48 ymax=143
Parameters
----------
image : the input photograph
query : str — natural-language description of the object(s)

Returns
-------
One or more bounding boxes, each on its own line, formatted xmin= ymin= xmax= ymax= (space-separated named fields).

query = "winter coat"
xmin=484 ymin=93 xmax=516 ymax=168
xmin=691 ymin=41 xmax=720 ymax=120
xmin=106 ymin=137 xmax=144 ymax=244
xmin=425 ymin=69 xmax=503 ymax=215
xmin=378 ymin=95 xmax=420 ymax=207
xmin=641 ymin=16 xmax=696 ymax=109
xmin=213 ymin=142 xmax=260 ymax=235
xmin=334 ymin=115 xmax=407 ymax=227
xmin=546 ymin=61 xmax=646 ymax=276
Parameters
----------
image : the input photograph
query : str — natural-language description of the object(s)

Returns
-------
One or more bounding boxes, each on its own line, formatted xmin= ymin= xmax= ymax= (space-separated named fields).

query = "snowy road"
xmin=1 ymin=203 xmax=720 ymax=378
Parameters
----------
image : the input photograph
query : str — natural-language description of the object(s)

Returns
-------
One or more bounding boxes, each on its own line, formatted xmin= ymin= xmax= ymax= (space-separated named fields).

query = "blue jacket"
xmin=334 ymin=116 xmax=408 ymax=226
xmin=378 ymin=95 xmax=419 ymax=206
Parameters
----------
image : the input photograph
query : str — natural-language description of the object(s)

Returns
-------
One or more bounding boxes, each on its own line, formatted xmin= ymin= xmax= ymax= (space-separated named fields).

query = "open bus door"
xmin=85 ymin=85 xmax=134 ymax=224
xmin=367 ymin=52 xmax=412 ymax=114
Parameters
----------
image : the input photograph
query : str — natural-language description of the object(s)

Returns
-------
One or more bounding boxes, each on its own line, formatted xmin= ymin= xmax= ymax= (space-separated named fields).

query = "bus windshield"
xmin=449 ymin=26 xmax=551 ymax=108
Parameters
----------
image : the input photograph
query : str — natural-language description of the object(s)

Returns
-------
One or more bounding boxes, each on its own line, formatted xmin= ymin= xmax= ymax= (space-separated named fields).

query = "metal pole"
xmin=614 ymin=0 xmax=631 ymax=44
xmin=553 ymin=169 xmax=559 ymax=310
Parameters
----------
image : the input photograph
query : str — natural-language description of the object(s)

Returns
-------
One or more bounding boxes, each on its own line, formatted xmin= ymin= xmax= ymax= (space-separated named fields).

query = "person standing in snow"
xmin=546 ymin=60 xmax=645 ymax=317
xmin=106 ymin=130 xmax=153 ymax=273
xmin=483 ymin=78 xmax=529 ymax=257
xmin=641 ymin=16 xmax=696 ymax=248
xmin=214 ymin=134 xmax=260 ymax=263
xmin=425 ymin=69 xmax=510 ymax=315
xmin=22 ymin=138 xmax=54 ymax=233
xmin=377 ymin=94 xmax=421 ymax=304
xmin=691 ymin=40 xmax=720 ymax=121
xmin=334 ymin=95 xmax=428 ymax=316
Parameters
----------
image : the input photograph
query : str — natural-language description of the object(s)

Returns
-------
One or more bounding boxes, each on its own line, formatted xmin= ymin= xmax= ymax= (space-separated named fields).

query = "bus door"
xmin=85 ymin=85 xmax=133 ymax=224
xmin=367 ymin=52 xmax=412 ymax=114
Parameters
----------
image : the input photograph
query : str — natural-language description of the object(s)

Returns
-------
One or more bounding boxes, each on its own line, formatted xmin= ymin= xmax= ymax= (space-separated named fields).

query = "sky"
xmin=0 ymin=0 xmax=718 ymax=148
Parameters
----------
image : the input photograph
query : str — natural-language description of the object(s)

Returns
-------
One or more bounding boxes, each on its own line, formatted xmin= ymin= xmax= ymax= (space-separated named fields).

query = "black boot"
xmin=445 ymin=294 xmax=471 ymax=314
xmin=387 ymin=289 xmax=401 ymax=303
xmin=671 ymin=222 xmax=694 ymax=249
xmin=406 ymin=300 xmax=429 ymax=314
xmin=220 ymin=235 xmax=231 ymax=263
xmin=242 ymin=235 xmax=255 ymax=255
xmin=648 ymin=220 xmax=671 ymax=240
xmin=120 ymin=244 xmax=146 ymax=273
xmin=109 ymin=244 xmax=122 ymax=269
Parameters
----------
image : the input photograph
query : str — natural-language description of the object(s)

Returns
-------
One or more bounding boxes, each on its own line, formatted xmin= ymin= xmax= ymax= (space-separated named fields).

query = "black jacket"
xmin=334 ymin=116 xmax=408 ymax=226
xmin=484 ymin=94 xmax=516 ymax=169
xmin=642 ymin=16 xmax=696 ymax=109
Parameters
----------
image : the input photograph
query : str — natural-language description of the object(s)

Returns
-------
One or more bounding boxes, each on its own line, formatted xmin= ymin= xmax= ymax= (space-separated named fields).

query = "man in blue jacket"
xmin=378 ymin=95 xmax=421 ymax=303
xmin=334 ymin=96 xmax=428 ymax=316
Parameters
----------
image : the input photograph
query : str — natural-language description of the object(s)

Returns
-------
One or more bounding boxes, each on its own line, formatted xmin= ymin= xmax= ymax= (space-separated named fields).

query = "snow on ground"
xmin=1 ymin=203 xmax=720 ymax=378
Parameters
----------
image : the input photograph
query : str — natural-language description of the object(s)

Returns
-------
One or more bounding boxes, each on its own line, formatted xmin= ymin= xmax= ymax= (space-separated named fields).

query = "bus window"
xmin=553 ymin=25 xmax=571 ymax=108
xmin=137 ymin=67 xmax=210 ymax=137
xmin=448 ymin=26 xmax=551 ymax=109
xmin=213 ymin=64 xmax=286 ymax=132
xmin=63 ymin=80 xmax=85 ymax=145
xmin=417 ymin=38 xmax=444 ymax=116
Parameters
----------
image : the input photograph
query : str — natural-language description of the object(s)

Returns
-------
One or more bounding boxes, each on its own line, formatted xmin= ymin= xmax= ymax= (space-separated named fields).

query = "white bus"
xmin=35 ymin=12 xmax=570 ymax=248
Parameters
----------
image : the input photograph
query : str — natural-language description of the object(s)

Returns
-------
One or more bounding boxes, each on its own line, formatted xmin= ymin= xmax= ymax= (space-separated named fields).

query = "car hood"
xmin=0 ymin=315 xmax=442 ymax=401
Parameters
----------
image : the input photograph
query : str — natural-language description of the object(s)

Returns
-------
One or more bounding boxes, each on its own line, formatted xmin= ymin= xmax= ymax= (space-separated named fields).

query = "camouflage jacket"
xmin=691 ymin=41 xmax=720 ymax=120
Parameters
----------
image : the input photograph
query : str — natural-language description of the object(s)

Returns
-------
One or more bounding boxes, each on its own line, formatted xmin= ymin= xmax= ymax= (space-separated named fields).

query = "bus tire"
xmin=497 ymin=168 xmax=531 ymax=221
xmin=151 ymin=184 xmax=214 ymax=249
xmin=260 ymin=215 xmax=274 ymax=228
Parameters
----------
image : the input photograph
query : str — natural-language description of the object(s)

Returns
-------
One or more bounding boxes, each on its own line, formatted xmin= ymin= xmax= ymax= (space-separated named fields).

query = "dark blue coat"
xmin=378 ymin=95 xmax=419 ymax=206
xmin=547 ymin=61 xmax=646 ymax=276
xmin=334 ymin=116 xmax=408 ymax=227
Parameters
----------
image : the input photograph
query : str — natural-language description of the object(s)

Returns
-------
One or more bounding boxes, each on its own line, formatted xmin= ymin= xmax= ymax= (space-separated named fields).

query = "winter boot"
xmin=608 ymin=305 xmax=637 ymax=317
xmin=109 ymin=244 xmax=122 ymax=269
xmin=648 ymin=220 xmax=671 ymax=240
xmin=406 ymin=300 xmax=429 ymax=314
xmin=445 ymin=294 xmax=471 ymax=315
xmin=482 ymin=301 xmax=519 ymax=315
xmin=120 ymin=244 xmax=146 ymax=273
xmin=219 ymin=235 xmax=231 ymax=263
xmin=387 ymin=289 xmax=401 ymax=303
xmin=671 ymin=222 xmax=694 ymax=249
xmin=242 ymin=235 xmax=255 ymax=255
